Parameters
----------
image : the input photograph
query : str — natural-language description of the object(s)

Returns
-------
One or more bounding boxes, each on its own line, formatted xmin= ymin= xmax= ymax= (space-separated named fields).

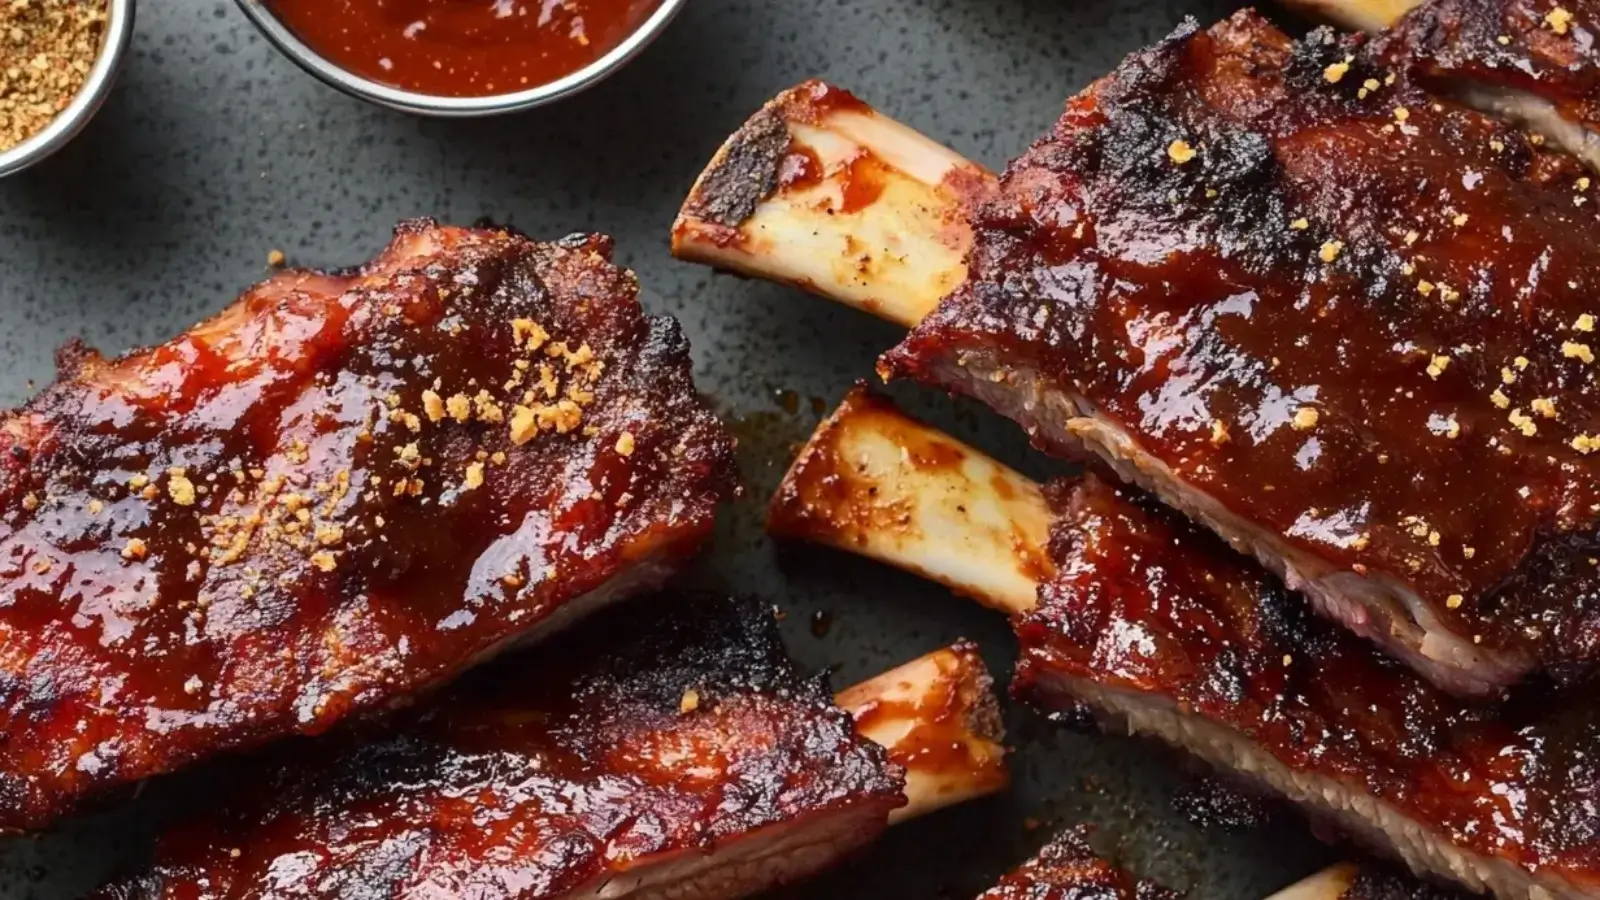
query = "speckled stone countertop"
xmin=0 ymin=2 xmax=1336 ymax=897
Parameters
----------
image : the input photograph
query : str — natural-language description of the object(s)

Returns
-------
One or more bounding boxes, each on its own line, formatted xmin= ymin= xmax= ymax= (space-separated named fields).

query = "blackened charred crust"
xmin=1019 ymin=476 xmax=1600 ymax=895
xmin=0 ymin=219 xmax=738 ymax=831
xmin=1342 ymin=865 xmax=1474 ymax=900
xmin=976 ymin=828 xmax=1177 ymax=899
xmin=677 ymin=80 xmax=878 ymax=231
xmin=680 ymin=104 xmax=793 ymax=228
xmin=949 ymin=639 xmax=1005 ymax=747
xmin=93 ymin=597 xmax=906 ymax=900
xmin=1378 ymin=0 xmax=1600 ymax=140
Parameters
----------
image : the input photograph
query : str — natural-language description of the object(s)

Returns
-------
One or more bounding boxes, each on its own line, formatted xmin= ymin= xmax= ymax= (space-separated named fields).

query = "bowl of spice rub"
xmin=235 ymin=0 xmax=688 ymax=117
xmin=0 ymin=0 xmax=136 ymax=177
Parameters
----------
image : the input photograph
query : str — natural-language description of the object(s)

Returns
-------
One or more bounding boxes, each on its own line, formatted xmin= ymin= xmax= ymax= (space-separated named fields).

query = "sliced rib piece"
xmin=773 ymin=388 xmax=1600 ymax=900
xmin=884 ymin=11 xmax=1600 ymax=697
xmin=0 ymin=220 xmax=738 ymax=831
xmin=673 ymin=80 xmax=994 ymax=329
xmin=976 ymin=830 xmax=1178 ymax=899
xmin=94 ymin=596 xmax=1007 ymax=900
xmin=682 ymin=16 xmax=1600 ymax=697
xmin=1288 ymin=0 xmax=1600 ymax=172
xmin=1284 ymin=0 xmax=1425 ymax=30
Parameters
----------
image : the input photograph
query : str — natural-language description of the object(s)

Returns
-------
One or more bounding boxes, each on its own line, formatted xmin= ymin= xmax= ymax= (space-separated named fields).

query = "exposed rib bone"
xmin=672 ymin=81 xmax=994 ymax=328
xmin=838 ymin=641 xmax=1009 ymax=823
xmin=1265 ymin=865 xmax=1362 ymax=900
xmin=770 ymin=387 xmax=1047 ymax=617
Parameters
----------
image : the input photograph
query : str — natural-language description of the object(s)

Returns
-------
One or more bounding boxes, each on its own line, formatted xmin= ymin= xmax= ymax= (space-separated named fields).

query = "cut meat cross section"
xmin=0 ymin=220 xmax=738 ymax=831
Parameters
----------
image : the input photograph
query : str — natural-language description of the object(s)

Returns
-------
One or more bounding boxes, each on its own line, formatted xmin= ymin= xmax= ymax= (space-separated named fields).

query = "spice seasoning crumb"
xmin=0 ymin=0 xmax=108 ymax=153
xmin=1167 ymin=139 xmax=1196 ymax=164
xmin=1210 ymin=420 xmax=1230 ymax=446
xmin=168 ymin=473 xmax=197 ymax=506
xmin=509 ymin=405 xmax=538 ymax=445
xmin=422 ymin=389 xmax=445 ymax=422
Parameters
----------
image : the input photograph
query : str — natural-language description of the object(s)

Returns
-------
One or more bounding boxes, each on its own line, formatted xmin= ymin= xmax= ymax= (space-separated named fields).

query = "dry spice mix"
xmin=0 ymin=0 xmax=108 ymax=152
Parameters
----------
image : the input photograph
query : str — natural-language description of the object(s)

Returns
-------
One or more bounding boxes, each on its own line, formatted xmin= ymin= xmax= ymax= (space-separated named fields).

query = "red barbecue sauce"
xmin=266 ymin=0 xmax=666 ymax=97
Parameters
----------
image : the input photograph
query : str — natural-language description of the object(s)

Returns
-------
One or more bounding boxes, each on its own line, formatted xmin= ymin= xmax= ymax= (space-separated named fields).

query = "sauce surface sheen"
xmin=265 ymin=0 xmax=665 ymax=97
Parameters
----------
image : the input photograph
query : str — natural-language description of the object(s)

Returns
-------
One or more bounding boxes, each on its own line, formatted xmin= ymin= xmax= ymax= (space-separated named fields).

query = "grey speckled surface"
xmin=0 ymin=1 xmax=1340 ymax=898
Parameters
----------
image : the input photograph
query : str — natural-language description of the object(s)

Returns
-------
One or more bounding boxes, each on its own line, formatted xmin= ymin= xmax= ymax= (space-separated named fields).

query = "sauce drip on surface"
xmin=265 ymin=0 xmax=666 ymax=97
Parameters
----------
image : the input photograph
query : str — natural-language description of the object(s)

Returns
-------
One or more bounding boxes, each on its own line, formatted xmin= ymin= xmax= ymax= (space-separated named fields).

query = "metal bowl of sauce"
xmin=234 ymin=0 xmax=687 ymax=116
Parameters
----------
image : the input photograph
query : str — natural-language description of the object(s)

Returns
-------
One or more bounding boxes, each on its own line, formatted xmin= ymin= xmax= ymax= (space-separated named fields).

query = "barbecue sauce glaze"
xmin=0 ymin=221 xmax=737 ymax=830
xmin=93 ymin=598 xmax=905 ymax=899
xmin=265 ymin=0 xmax=665 ymax=97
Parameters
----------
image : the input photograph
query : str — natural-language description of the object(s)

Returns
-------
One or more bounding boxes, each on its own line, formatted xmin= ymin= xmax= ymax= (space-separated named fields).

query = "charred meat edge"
xmin=1281 ymin=0 xmax=1600 ymax=172
xmin=99 ymin=641 xmax=1007 ymax=900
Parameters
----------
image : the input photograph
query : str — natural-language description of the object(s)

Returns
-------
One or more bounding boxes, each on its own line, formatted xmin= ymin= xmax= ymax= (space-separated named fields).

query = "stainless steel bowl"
xmin=0 ymin=0 xmax=137 ymax=178
xmin=234 ymin=0 xmax=690 ymax=117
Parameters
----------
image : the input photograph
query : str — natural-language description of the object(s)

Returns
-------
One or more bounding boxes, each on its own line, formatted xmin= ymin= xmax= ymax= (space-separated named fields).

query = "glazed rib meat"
xmin=976 ymin=831 xmax=1177 ymax=900
xmin=771 ymin=388 xmax=1600 ymax=900
xmin=677 ymin=13 xmax=1600 ymax=697
xmin=94 ymin=596 xmax=1008 ymax=900
xmin=0 ymin=220 xmax=738 ymax=831
xmin=1292 ymin=0 xmax=1600 ymax=171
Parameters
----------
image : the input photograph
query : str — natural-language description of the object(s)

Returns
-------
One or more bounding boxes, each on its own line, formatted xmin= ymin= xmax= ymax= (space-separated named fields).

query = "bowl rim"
xmin=0 ymin=0 xmax=138 ymax=178
xmin=233 ymin=0 xmax=690 ymax=117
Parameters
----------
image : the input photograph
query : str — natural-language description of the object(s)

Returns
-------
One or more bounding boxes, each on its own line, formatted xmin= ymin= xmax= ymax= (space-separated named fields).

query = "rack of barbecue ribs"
xmin=0 ymin=220 xmax=738 ymax=831
xmin=673 ymin=6 xmax=1600 ymax=698
xmin=93 ymin=595 xmax=1007 ymax=900
xmin=768 ymin=387 xmax=1600 ymax=900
